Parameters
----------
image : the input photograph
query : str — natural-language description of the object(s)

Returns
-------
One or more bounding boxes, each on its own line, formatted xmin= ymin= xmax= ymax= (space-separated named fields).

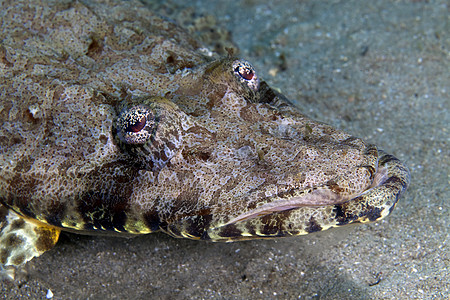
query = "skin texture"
xmin=0 ymin=0 xmax=409 ymax=268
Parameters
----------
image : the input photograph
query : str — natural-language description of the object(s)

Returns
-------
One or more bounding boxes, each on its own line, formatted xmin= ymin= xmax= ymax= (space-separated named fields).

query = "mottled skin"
xmin=0 ymin=0 xmax=409 ymax=267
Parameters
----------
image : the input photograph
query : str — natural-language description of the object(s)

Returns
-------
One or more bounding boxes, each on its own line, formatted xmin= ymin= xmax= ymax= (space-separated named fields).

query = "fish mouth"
xmin=222 ymin=165 xmax=389 ymax=226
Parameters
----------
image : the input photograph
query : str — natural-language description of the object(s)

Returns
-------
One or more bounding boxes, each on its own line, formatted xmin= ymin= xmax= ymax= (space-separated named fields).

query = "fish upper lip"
xmin=220 ymin=165 xmax=389 ymax=227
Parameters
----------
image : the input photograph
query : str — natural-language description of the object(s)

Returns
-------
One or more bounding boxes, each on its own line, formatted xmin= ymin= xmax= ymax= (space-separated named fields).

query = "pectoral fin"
xmin=0 ymin=206 xmax=60 ymax=270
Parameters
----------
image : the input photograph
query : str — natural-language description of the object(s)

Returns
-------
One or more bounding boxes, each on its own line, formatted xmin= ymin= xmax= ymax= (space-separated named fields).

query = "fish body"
xmin=0 ymin=0 xmax=409 ymax=269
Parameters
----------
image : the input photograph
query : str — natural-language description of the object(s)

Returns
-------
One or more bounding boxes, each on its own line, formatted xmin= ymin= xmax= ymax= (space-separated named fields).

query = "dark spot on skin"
xmin=0 ymin=248 xmax=10 ymax=264
xmin=5 ymin=234 xmax=24 ymax=248
xmin=99 ymin=134 xmax=108 ymax=145
xmin=182 ymin=148 xmax=211 ymax=163
xmin=305 ymin=217 xmax=322 ymax=233
xmin=333 ymin=204 xmax=357 ymax=225
xmin=217 ymin=224 xmax=243 ymax=239
xmin=10 ymin=219 xmax=26 ymax=230
xmin=257 ymin=149 xmax=265 ymax=161
xmin=74 ymin=162 xmax=137 ymax=232
xmin=78 ymin=191 xmax=129 ymax=232
xmin=183 ymin=213 xmax=212 ymax=239
xmin=44 ymin=201 xmax=67 ymax=228
xmin=86 ymin=37 xmax=103 ymax=58
xmin=239 ymin=105 xmax=259 ymax=123
xmin=143 ymin=210 xmax=161 ymax=232
xmin=34 ymin=227 xmax=58 ymax=252
xmin=365 ymin=206 xmax=383 ymax=222
xmin=197 ymin=151 xmax=211 ymax=161
xmin=327 ymin=180 xmax=344 ymax=194
xmin=12 ymin=254 xmax=25 ymax=266
xmin=335 ymin=199 xmax=383 ymax=224
xmin=206 ymin=99 xmax=215 ymax=110
xmin=164 ymin=51 xmax=195 ymax=74
xmin=166 ymin=55 xmax=174 ymax=64
xmin=154 ymin=148 xmax=166 ymax=162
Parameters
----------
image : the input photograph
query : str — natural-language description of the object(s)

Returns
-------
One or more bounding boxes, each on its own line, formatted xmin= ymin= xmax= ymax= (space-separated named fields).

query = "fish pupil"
xmin=127 ymin=116 xmax=146 ymax=133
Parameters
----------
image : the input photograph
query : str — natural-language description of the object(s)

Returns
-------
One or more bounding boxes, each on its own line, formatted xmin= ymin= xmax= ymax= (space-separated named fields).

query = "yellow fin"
xmin=0 ymin=207 xmax=60 ymax=270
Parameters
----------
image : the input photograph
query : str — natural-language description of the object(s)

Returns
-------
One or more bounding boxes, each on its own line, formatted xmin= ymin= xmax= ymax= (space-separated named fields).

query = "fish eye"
xmin=114 ymin=97 xmax=185 ymax=170
xmin=232 ymin=60 xmax=260 ymax=92
xmin=116 ymin=105 xmax=155 ymax=145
